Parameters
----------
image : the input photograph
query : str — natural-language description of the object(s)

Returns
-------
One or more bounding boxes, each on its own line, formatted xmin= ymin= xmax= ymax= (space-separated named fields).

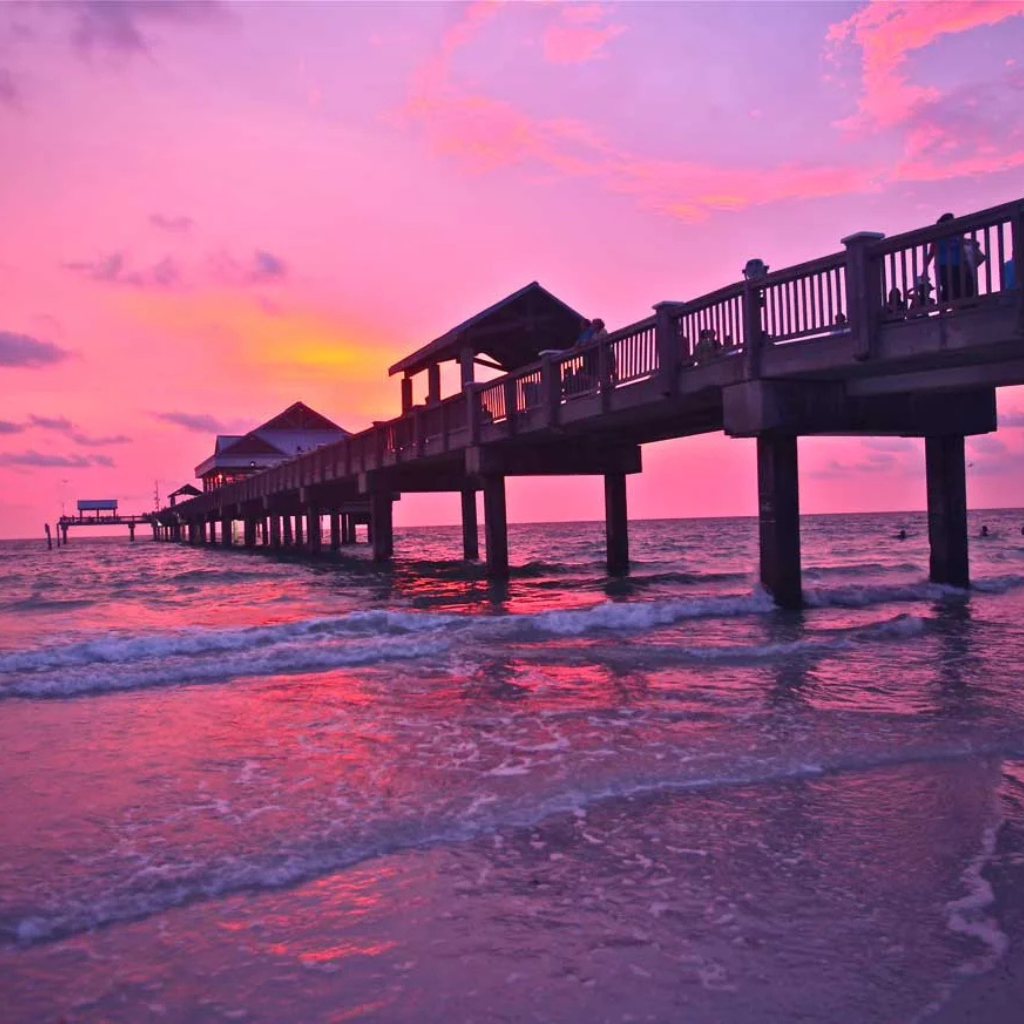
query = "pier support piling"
xmin=370 ymin=494 xmax=394 ymax=562
xmin=128 ymin=523 xmax=136 ymax=542
xmin=283 ymin=515 xmax=293 ymax=548
xmin=461 ymin=487 xmax=479 ymax=561
xmin=482 ymin=475 xmax=509 ymax=580
xmin=926 ymin=435 xmax=969 ymax=588
xmin=307 ymin=507 xmax=322 ymax=554
xmin=243 ymin=518 xmax=257 ymax=548
xmin=294 ymin=514 xmax=304 ymax=549
xmin=329 ymin=511 xmax=341 ymax=551
xmin=221 ymin=518 xmax=232 ymax=547
xmin=604 ymin=472 xmax=629 ymax=576
xmin=756 ymin=434 xmax=802 ymax=609
xmin=269 ymin=515 xmax=281 ymax=549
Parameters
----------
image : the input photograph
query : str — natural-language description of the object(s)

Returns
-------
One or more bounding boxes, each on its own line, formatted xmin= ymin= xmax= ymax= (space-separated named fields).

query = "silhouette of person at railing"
xmin=923 ymin=212 xmax=985 ymax=306
xmin=885 ymin=287 xmax=906 ymax=316
xmin=830 ymin=312 xmax=850 ymax=334
xmin=565 ymin=317 xmax=608 ymax=395
xmin=694 ymin=327 xmax=721 ymax=363
xmin=575 ymin=318 xmax=596 ymax=346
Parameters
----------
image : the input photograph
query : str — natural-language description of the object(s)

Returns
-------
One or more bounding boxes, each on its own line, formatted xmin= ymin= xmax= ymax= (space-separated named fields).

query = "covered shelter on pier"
xmin=195 ymin=402 xmax=350 ymax=492
xmin=388 ymin=282 xmax=586 ymax=412
xmin=168 ymin=483 xmax=202 ymax=506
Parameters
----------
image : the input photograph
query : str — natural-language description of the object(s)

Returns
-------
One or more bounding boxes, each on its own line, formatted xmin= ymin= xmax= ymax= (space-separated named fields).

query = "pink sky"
xmin=1 ymin=0 xmax=1023 ymax=539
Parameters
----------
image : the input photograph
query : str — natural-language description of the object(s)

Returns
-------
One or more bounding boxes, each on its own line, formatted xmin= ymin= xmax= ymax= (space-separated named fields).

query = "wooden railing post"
xmin=467 ymin=385 xmax=482 ymax=445
xmin=841 ymin=231 xmax=885 ymax=361
xmin=413 ymin=408 xmax=426 ymax=457
xmin=654 ymin=301 xmax=682 ymax=397
xmin=742 ymin=279 xmax=766 ymax=379
xmin=597 ymin=339 xmax=614 ymax=412
xmin=540 ymin=353 xmax=560 ymax=428
xmin=503 ymin=378 xmax=518 ymax=437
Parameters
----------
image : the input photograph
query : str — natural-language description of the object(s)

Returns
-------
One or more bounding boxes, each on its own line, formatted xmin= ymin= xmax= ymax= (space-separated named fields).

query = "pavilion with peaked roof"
xmin=388 ymin=282 xmax=586 ymax=411
xmin=168 ymin=483 xmax=202 ymax=506
xmin=195 ymin=401 xmax=350 ymax=491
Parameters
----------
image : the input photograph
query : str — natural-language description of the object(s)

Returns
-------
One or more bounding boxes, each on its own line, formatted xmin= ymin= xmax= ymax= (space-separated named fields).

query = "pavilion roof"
xmin=169 ymin=483 xmax=203 ymax=498
xmin=388 ymin=282 xmax=586 ymax=377
xmin=194 ymin=401 xmax=350 ymax=480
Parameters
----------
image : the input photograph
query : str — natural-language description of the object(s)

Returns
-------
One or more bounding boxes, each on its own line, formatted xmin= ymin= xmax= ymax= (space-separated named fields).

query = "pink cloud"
xmin=409 ymin=1 xmax=1024 ymax=214
xmin=542 ymin=13 xmax=625 ymax=65
xmin=409 ymin=77 xmax=871 ymax=218
xmin=406 ymin=2 xmax=874 ymax=219
xmin=828 ymin=0 xmax=1024 ymax=132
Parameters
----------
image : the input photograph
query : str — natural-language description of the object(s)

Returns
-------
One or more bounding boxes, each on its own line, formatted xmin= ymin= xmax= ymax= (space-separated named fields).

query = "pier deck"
xmin=163 ymin=201 xmax=1023 ymax=606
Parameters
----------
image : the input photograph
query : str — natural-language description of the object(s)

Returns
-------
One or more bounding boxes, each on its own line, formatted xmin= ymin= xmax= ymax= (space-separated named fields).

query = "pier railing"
xmin=875 ymin=202 xmax=1021 ymax=319
xmin=174 ymin=200 xmax=1022 ymax=519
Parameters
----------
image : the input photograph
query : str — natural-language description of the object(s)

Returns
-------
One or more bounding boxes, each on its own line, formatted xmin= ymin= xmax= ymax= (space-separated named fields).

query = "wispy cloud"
xmin=542 ymin=4 xmax=625 ymax=64
xmin=29 ymin=414 xmax=73 ymax=432
xmin=0 ymin=331 xmax=70 ymax=368
xmin=827 ymin=0 xmax=1024 ymax=132
xmin=209 ymin=249 xmax=289 ymax=286
xmin=0 ymin=67 xmax=20 ymax=109
xmin=152 ymin=411 xmax=236 ymax=434
xmin=71 ymin=432 xmax=131 ymax=447
xmin=807 ymin=437 xmax=922 ymax=480
xmin=63 ymin=251 xmax=182 ymax=288
xmin=149 ymin=213 xmax=194 ymax=233
xmin=0 ymin=450 xmax=113 ymax=469
xmin=968 ymin=434 xmax=1009 ymax=457
xmin=251 ymin=249 xmax=287 ymax=282
xmin=999 ymin=409 xmax=1024 ymax=429
xmin=405 ymin=1 xmax=1023 ymax=222
xmin=68 ymin=0 xmax=226 ymax=59
xmin=827 ymin=1 xmax=1024 ymax=181
xmin=405 ymin=4 xmax=869 ymax=220
xmin=1 ymin=415 xmax=131 ymax=446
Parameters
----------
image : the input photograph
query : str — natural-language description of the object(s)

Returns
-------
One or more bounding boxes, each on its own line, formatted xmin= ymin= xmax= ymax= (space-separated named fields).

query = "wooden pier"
xmin=57 ymin=512 xmax=156 ymax=544
xmin=160 ymin=201 xmax=1023 ymax=607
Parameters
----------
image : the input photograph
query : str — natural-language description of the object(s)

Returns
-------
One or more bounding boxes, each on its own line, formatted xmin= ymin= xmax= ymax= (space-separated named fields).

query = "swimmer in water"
xmin=981 ymin=525 xmax=989 ymax=538
xmin=897 ymin=529 xmax=907 ymax=540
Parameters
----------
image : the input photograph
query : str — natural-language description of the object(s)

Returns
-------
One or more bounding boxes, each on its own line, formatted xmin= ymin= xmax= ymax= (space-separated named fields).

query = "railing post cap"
xmin=841 ymin=231 xmax=885 ymax=246
xmin=653 ymin=299 xmax=686 ymax=312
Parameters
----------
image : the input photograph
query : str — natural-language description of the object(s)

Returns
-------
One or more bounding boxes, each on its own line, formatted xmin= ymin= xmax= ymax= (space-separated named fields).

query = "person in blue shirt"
xmin=575 ymin=319 xmax=596 ymax=346
xmin=924 ymin=212 xmax=974 ymax=304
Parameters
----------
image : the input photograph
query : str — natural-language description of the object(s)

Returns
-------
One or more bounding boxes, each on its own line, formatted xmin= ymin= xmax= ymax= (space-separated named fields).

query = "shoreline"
xmin=926 ymin=772 xmax=1024 ymax=1023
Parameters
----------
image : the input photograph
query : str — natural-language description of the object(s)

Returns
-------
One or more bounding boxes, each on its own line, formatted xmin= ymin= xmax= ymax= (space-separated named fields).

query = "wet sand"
xmin=928 ymin=805 xmax=1024 ymax=1023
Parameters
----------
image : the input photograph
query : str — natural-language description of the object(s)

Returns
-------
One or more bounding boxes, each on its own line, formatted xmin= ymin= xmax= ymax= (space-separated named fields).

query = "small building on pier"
xmin=76 ymin=498 xmax=118 ymax=518
xmin=195 ymin=402 xmax=350 ymax=492
xmin=168 ymin=484 xmax=202 ymax=506
xmin=388 ymin=281 xmax=586 ymax=412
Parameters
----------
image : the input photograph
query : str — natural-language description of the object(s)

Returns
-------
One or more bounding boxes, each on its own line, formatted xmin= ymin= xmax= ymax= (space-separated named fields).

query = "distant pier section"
xmin=57 ymin=499 xmax=155 ymax=543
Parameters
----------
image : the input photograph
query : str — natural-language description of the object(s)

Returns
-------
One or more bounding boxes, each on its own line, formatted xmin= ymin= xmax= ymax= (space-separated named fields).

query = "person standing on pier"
xmin=923 ymin=212 xmax=983 ymax=305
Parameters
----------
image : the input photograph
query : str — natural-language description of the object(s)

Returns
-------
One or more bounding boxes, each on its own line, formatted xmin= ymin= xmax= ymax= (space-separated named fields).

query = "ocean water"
xmin=3 ymin=511 xmax=1024 ymax=1023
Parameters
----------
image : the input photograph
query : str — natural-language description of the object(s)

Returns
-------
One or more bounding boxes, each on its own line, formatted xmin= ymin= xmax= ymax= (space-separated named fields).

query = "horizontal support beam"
xmin=723 ymin=380 xmax=996 ymax=437
xmin=466 ymin=442 xmax=642 ymax=477
xmin=847 ymin=358 xmax=1024 ymax=397
xmin=299 ymin=484 xmax=363 ymax=505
